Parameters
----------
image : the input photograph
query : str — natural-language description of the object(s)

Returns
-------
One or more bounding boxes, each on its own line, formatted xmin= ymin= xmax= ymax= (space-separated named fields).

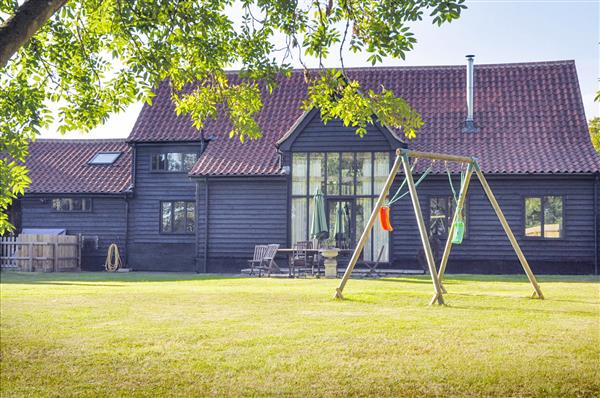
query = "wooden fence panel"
xmin=0 ymin=234 xmax=80 ymax=272
xmin=0 ymin=236 xmax=18 ymax=269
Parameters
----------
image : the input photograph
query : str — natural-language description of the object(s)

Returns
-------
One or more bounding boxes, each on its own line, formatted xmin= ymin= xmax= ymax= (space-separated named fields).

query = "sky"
xmin=40 ymin=0 xmax=600 ymax=139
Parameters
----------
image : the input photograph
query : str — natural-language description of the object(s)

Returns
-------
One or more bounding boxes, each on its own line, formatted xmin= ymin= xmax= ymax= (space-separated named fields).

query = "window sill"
xmin=52 ymin=211 xmax=93 ymax=213
xmin=523 ymin=236 xmax=565 ymax=241
xmin=150 ymin=171 xmax=191 ymax=174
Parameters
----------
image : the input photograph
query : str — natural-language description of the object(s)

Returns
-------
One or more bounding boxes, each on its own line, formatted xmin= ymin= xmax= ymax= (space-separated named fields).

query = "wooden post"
xmin=334 ymin=154 xmax=402 ymax=299
xmin=473 ymin=161 xmax=544 ymax=299
xmin=438 ymin=163 xmax=475 ymax=291
xmin=400 ymin=152 xmax=444 ymax=305
xmin=53 ymin=242 xmax=58 ymax=272
xmin=28 ymin=242 xmax=33 ymax=272
xmin=77 ymin=234 xmax=82 ymax=271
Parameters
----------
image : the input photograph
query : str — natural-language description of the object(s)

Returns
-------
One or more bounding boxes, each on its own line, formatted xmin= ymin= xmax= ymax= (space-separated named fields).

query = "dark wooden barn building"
xmin=12 ymin=59 xmax=600 ymax=273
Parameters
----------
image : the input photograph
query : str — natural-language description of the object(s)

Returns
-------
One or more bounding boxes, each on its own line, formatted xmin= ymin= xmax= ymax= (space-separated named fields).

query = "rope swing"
xmin=379 ymin=159 xmax=435 ymax=232
xmin=445 ymin=161 xmax=466 ymax=245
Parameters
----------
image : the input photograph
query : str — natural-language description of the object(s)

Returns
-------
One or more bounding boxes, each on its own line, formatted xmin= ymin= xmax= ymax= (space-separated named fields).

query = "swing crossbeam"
xmin=334 ymin=148 xmax=544 ymax=304
xmin=398 ymin=150 xmax=474 ymax=165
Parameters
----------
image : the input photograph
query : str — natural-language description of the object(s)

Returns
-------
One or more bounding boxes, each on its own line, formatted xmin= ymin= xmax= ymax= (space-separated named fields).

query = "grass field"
xmin=1 ymin=272 xmax=599 ymax=397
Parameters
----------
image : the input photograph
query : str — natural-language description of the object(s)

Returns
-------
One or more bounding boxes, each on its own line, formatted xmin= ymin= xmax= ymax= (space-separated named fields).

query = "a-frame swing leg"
xmin=438 ymin=163 xmax=475 ymax=293
xmin=473 ymin=161 xmax=545 ymax=299
xmin=400 ymin=152 xmax=445 ymax=305
xmin=334 ymin=154 xmax=402 ymax=299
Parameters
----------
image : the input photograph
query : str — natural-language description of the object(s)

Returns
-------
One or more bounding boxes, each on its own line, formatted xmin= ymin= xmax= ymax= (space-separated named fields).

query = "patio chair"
xmin=290 ymin=241 xmax=315 ymax=277
xmin=262 ymin=244 xmax=280 ymax=276
xmin=248 ymin=245 xmax=268 ymax=276
xmin=311 ymin=239 xmax=324 ymax=277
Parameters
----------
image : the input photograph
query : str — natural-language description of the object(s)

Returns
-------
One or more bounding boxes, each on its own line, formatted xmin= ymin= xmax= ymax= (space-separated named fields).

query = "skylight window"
xmin=89 ymin=152 xmax=121 ymax=165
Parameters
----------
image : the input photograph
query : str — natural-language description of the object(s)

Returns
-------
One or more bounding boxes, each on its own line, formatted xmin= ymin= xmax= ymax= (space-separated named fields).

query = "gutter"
xmin=124 ymin=193 xmax=129 ymax=267
xmin=130 ymin=144 xmax=137 ymax=195
xmin=203 ymin=177 xmax=209 ymax=273
xmin=595 ymin=173 xmax=599 ymax=275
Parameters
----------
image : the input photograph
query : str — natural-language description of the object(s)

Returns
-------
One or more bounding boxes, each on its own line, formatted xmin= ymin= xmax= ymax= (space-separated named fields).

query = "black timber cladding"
xmin=20 ymin=195 xmax=127 ymax=271
xmin=127 ymin=143 xmax=202 ymax=271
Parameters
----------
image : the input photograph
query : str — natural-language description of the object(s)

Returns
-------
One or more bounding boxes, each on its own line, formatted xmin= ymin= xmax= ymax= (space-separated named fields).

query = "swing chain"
xmin=387 ymin=159 xmax=433 ymax=206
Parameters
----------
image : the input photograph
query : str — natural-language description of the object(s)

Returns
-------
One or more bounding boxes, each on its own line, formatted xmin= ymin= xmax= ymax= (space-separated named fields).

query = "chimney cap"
xmin=465 ymin=54 xmax=475 ymax=59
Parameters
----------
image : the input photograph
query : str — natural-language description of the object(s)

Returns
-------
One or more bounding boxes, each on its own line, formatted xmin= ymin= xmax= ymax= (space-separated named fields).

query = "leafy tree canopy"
xmin=0 ymin=0 xmax=466 ymax=234
xmin=588 ymin=87 xmax=600 ymax=153
xmin=589 ymin=117 xmax=599 ymax=151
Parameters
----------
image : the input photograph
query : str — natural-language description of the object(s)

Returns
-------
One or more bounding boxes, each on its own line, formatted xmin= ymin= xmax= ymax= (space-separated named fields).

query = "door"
xmin=327 ymin=199 xmax=353 ymax=249
xmin=327 ymin=198 xmax=389 ymax=262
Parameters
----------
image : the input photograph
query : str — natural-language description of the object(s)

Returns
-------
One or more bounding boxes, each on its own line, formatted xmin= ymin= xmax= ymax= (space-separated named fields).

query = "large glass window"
xmin=525 ymin=196 xmax=563 ymax=238
xmin=374 ymin=152 xmax=389 ymax=194
xmin=291 ymin=198 xmax=307 ymax=244
xmin=309 ymin=153 xmax=325 ymax=195
xmin=292 ymin=153 xmax=308 ymax=195
xmin=356 ymin=153 xmax=372 ymax=196
xmin=52 ymin=198 xmax=92 ymax=212
xmin=356 ymin=198 xmax=373 ymax=260
xmin=161 ymin=201 xmax=195 ymax=233
xmin=326 ymin=153 xmax=340 ymax=195
xmin=152 ymin=152 xmax=198 ymax=172
xmin=290 ymin=151 xmax=390 ymax=261
xmin=372 ymin=217 xmax=389 ymax=262
xmin=340 ymin=153 xmax=354 ymax=195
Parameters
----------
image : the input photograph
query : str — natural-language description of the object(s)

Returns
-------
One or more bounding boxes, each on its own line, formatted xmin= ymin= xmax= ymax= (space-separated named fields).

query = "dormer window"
xmin=89 ymin=152 xmax=122 ymax=165
xmin=151 ymin=152 xmax=198 ymax=172
xmin=52 ymin=198 xmax=92 ymax=212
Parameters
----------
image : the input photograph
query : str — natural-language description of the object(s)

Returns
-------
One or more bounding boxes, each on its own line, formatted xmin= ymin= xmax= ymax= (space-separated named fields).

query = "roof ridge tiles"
xmin=35 ymin=138 xmax=128 ymax=144
xmin=219 ymin=60 xmax=576 ymax=74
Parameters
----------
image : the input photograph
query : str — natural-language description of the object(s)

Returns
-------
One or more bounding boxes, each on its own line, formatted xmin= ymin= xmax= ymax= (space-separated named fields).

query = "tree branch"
xmin=0 ymin=0 xmax=68 ymax=68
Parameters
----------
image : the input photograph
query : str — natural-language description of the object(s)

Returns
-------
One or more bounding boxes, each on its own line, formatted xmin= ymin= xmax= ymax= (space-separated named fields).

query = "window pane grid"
xmin=52 ymin=198 xmax=92 ymax=212
xmin=292 ymin=153 xmax=308 ymax=195
xmin=326 ymin=153 xmax=340 ymax=195
xmin=290 ymin=152 xmax=390 ymax=256
xmin=309 ymin=153 xmax=325 ymax=195
xmin=152 ymin=153 xmax=198 ymax=172
xmin=429 ymin=196 xmax=467 ymax=238
xmin=525 ymin=196 xmax=563 ymax=239
xmin=160 ymin=201 xmax=195 ymax=234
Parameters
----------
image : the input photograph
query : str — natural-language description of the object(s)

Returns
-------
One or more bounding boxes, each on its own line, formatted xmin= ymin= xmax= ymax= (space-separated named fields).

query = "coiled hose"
xmin=104 ymin=243 xmax=122 ymax=272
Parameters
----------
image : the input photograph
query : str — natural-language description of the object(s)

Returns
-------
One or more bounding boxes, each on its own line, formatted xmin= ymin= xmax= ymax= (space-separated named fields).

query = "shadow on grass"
xmin=447 ymin=291 xmax=599 ymax=308
xmin=375 ymin=277 xmax=459 ymax=286
xmin=446 ymin=301 xmax=598 ymax=317
xmin=422 ymin=274 xmax=599 ymax=284
xmin=7 ymin=281 xmax=129 ymax=287
xmin=458 ymin=292 xmax=598 ymax=305
xmin=0 ymin=271 xmax=245 ymax=285
xmin=2 ymin=271 xmax=597 ymax=286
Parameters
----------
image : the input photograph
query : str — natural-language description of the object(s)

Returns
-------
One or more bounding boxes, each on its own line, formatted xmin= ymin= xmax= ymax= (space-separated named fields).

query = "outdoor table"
xmin=276 ymin=248 xmax=353 ymax=278
xmin=276 ymin=248 xmax=320 ymax=277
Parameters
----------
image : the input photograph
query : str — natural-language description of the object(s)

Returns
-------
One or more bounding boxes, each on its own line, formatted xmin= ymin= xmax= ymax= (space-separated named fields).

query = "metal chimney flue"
xmin=464 ymin=54 xmax=478 ymax=132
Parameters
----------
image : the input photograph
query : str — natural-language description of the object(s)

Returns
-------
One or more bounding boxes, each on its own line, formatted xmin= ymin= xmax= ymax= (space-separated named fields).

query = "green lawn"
xmin=1 ymin=272 xmax=599 ymax=397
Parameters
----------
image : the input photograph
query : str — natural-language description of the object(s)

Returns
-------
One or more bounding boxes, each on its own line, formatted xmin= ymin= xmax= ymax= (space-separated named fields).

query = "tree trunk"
xmin=0 ymin=0 xmax=68 ymax=68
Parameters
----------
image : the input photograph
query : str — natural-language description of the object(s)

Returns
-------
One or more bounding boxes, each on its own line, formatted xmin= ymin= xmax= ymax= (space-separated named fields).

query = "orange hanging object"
xmin=379 ymin=206 xmax=393 ymax=231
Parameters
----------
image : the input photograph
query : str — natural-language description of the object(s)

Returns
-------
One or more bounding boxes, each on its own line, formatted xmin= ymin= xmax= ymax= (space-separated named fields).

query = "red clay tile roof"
xmin=129 ymin=60 xmax=599 ymax=176
xmin=25 ymin=139 xmax=132 ymax=194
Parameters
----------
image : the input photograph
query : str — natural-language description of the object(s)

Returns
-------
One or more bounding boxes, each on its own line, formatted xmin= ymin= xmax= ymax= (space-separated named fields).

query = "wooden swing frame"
xmin=334 ymin=148 xmax=544 ymax=305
